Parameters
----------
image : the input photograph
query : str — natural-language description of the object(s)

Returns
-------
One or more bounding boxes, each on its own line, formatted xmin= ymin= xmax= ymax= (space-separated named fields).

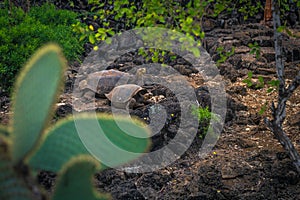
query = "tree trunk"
xmin=264 ymin=0 xmax=272 ymax=22
xmin=264 ymin=0 xmax=300 ymax=173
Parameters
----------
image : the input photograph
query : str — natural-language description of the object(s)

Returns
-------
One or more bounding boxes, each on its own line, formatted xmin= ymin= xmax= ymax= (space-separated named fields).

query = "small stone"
xmin=221 ymin=165 xmax=238 ymax=179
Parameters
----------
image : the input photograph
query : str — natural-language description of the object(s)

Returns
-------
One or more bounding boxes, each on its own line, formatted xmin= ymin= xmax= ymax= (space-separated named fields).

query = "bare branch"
xmin=286 ymin=72 xmax=300 ymax=96
xmin=264 ymin=0 xmax=300 ymax=173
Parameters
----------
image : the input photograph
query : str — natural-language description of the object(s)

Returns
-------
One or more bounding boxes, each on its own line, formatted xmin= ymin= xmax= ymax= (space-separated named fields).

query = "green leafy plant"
xmin=257 ymin=76 xmax=265 ymax=89
xmin=276 ymin=23 xmax=300 ymax=38
xmin=258 ymin=102 xmax=268 ymax=115
xmin=191 ymin=106 xmax=219 ymax=138
xmin=266 ymin=79 xmax=280 ymax=93
xmin=0 ymin=3 xmax=85 ymax=91
xmin=278 ymin=0 xmax=294 ymax=19
xmin=73 ymin=0 xmax=210 ymax=59
xmin=242 ymin=71 xmax=264 ymax=89
xmin=243 ymin=72 xmax=280 ymax=115
xmin=216 ymin=46 xmax=235 ymax=65
xmin=242 ymin=71 xmax=254 ymax=87
xmin=248 ymin=41 xmax=261 ymax=59
xmin=72 ymin=22 xmax=114 ymax=51
xmin=0 ymin=44 xmax=151 ymax=199
xmin=237 ymin=0 xmax=263 ymax=20
xmin=243 ymin=71 xmax=279 ymax=91
xmin=210 ymin=0 xmax=263 ymax=20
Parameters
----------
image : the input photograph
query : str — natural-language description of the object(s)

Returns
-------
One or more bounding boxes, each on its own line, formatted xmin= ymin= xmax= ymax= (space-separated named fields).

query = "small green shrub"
xmin=242 ymin=71 xmax=253 ymax=87
xmin=0 ymin=3 xmax=84 ymax=91
xmin=243 ymin=71 xmax=279 ymax=91
xmin=73 ymin=0 xmax=208 ymax=58
xmin=209 ymin=0 xmax=263 ymax=20
xmin=216 ymin=46 xmax=235 ymax=66
xmin=191 ymin=106 xmax=219 ymax=138
xmin=248 ymin=42 xmax=261 ymax=59
xmin=28 ymin=3 xmax=79 ymax=25
xmin=242 ymin=71 xmax=280 ymax=115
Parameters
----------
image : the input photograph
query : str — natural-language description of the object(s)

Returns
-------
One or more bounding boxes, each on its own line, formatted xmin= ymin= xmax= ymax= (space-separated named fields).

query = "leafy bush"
xmin=28 ymin=3 xmax=79 ymax=25
xmin=74 ymin=0 xmax=208 ymax=53
xmin=0 ymin=3 xmax=84 ymax=91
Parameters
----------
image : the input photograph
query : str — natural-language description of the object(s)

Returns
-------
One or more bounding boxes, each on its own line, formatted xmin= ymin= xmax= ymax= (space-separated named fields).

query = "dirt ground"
xmin=1 ymin=16 xmax=300 ymax=200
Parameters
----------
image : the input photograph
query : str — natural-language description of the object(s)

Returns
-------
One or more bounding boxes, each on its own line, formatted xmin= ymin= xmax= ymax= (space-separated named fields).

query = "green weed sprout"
xmin=191 ymin=105 xmax=219 ymax=138
xmin=216 ymin=46 xmax=235 ymax=66
xmin=248 ymin=41 xmax=261 ymax=59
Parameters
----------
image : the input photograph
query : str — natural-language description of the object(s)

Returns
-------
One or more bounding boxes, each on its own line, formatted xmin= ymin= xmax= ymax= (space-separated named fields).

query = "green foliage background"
xmin=0 ymin=3 xmax=84 ymax=91
xmin=1 ymin=0 xmax=300 ymax=90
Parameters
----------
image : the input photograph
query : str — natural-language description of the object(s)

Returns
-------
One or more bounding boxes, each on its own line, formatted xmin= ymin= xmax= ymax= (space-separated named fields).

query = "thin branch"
xmin=285 ymin=72 xmax=300 ymax=96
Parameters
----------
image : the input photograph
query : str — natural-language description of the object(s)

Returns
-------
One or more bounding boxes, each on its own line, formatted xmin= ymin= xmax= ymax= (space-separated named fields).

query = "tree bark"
xmin=264 ymin=0 xmax=272 ymax=22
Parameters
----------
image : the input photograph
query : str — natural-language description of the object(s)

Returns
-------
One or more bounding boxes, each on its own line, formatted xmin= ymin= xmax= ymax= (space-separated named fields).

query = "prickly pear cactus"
xmin=0 ymin=133 xmax=34 ymax=200
xmin=52 ymin=155 xmax=111 ymax=200
xmin=28 ymin=113 xmax=151 ymax=172
xmin=0 ymin=44 xmax=151 ymax=200
xmin=10 ymin=44 xmax=66 ymax=163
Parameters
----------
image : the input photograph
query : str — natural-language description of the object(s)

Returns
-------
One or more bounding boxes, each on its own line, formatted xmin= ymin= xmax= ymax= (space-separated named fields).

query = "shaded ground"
xmin=1 ymin=10 xmax=300 ymax=200
xmin=92 ymin=23 xmax=300 ymax=199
